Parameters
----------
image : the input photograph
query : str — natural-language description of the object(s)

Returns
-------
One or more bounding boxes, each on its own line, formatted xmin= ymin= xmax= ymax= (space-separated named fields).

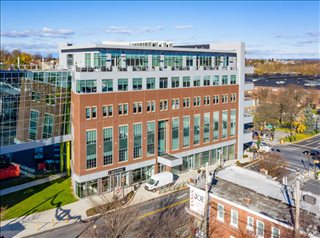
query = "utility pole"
xmin=294 ymin=175 xmax=301 ymax=237
xmin=203 ymin=161 xmax=209 ymax=238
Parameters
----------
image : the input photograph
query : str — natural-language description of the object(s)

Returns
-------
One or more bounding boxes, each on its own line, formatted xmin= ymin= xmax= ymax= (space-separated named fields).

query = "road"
xmin=30 ymin=189 xmax=190 ymax=238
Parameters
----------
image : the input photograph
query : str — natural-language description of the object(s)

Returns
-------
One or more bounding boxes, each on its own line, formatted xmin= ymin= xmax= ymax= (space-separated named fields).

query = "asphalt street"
xmin=30 ymin=189 xmax=190 ymax=238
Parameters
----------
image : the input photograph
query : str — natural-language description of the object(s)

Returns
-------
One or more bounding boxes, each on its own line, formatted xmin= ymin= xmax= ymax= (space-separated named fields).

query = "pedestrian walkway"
xmin=0 ymin=172 xmax=67 ymax=196
xmin=0 ymin=159 xmax=252 ymax=238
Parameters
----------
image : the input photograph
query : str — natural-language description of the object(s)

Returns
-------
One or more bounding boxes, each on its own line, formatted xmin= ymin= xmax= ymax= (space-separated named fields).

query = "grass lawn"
xmin=0 ymin=177 xmax=78 ymax=221
xmin=283 ymin=133 xmax=314 ymax=142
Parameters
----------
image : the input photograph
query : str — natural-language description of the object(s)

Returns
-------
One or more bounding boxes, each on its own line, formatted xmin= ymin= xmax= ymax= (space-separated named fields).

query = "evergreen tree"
xmin=304 ymin=104 xmax=315 ymax=133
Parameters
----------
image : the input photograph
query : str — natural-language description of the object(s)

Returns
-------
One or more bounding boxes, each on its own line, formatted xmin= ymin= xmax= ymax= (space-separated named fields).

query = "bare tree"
xmin=255 ymin=152 xmax=289 ymax=179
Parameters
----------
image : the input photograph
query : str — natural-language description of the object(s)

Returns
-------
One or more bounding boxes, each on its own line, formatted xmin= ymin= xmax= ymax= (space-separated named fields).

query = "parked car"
xmin=259 ymin=143 xmax=272 ymax=152
xmin=145 ymin=172 xmax=174 ymax=192
xmin=303 ymin=150 xmax=320 ymax=159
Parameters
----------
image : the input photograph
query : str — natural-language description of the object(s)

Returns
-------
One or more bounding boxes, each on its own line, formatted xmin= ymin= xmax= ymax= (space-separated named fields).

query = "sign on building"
xmin=190 ymin=186 xmax=206 ymax=216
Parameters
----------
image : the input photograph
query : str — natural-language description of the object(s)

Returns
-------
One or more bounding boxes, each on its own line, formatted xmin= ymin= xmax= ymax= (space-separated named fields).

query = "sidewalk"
xmin=0 ymin=172 xmax=67 ymax=196
xmin=0 ymin=159 xmax=250 ymax=238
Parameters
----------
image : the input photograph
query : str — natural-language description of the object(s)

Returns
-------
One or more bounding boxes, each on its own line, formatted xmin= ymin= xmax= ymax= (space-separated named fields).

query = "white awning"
xmin=158 ymin=154 xmax=183 ymax=167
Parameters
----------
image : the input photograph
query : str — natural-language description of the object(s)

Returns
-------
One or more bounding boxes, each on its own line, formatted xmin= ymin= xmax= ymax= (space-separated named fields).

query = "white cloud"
xmin=1 ymin=27 xmax=74 ymax=38
xmin=246 ymin=48 xmax=319 ymax=59
xmin=1 ymin=42 xmax=58 ymax=55
xmin=175 ymin=25 xmax=192 ymax=30
xmin=105 ymin=26 xmax=164 ymax=35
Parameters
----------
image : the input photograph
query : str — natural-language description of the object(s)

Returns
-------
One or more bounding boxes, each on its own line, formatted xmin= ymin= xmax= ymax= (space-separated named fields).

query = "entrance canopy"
xmin=158 ymin=154 xmax=183 ymax=167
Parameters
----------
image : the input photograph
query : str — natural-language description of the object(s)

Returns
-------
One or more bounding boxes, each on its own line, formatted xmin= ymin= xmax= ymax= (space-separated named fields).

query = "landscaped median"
xmin=275 ymin=128 xmax=318 ymax=143
xmin=0 ymin=177 xmax=78 ymax=221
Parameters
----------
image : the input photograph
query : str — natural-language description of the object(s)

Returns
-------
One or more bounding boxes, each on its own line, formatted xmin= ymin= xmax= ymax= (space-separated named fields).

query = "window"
xmin=230 ymin=209 xmax=238 ymax=227
xmin=76 ymin=80 xmax=97 ymax=93
xmin=133 ymin=78 xmax=142 ymax=90
xmin=171 ymin=77 xmax=180 ymax=88
xmin=103 ymin=105 xmax=113 ymax=117
xmin=31 ymin=92 xmax=41 ymax=102
xmin=213 ymin=95 xmax=219 ymax=104
xmin=133 ymin=102 xmax=143 ymax=114
xmin=222 ymin=75 xmax=228 ymax=85
xmin=160 ymin=77 xmax=168 ymax=88
xmin=230 ymin=75 xmax=236 ymax=84
xmin=147 ymin=101 xmax=155 ymax=112
xmin=86 ymin=130 xmax=97 ymax=169
xmin=271 ymin=227 xmax=280 ymax=238
xmin=183 ymin=98 xmax=190 ymax=108
xmin=217 ymin=204 xmax=224 ymax=221
xmin=29 ymin=110 xmax=39 ymax=140
xmin=118 ymin=78 xmax=128 ymax=91
xmin=230 ymin=109 xmax=236 ymax=136
xmin=67 ymin=54 xmax=73 ymax=67
xmin=203 ymin=113 xmax=210 ymax=143
xmin=85 ymin=53 xmax=91 ymax=67
xmin=172 ymin=118 xmax=179 ymax=150
xmin=103 ymin=128 xmax=113 ymax=165
xmin=213 ymin=75 xmax=219 ymax=85
xmin=193 ymin=76 xmax=200 ymax=86
xmin=194 ymin=115 xmax=200 ymax=145
xmin=204 ymin=96 xmax=210 ymax=106
xmin=213 ymin=111 xmax=219 ymax=140
xmin=86 ymin=107 xmax=91 ymax=119
xmin=118 ymin=103 xmax=128 ymax=115
xmin=46 ymin=95 xmax=56 ymax=105
xmin=230 ymin=93 xmax=237 ymax=103
xmin=147 ymin=122 xmax=155 ymax=155
xmin=183 ymin=76 xmax=190 ymax=87
xmin=256 ymin=221 xmax=264 ymax=238
xmin=160 ymin=100 xmax=168 ymax=111
xmin=102 ymin=79 xmax=113 ymax=92
xmin=91 ymin=106 xmax=97 ymax=119
xmin=222 ymin=111 xmax=228 ymax=139
xmin=203 ymin=76 xmax=210 ymax=86
xmin=133 ymin=123 xmax=142 ymax=158
xmin=183 ymin=116 xmax=190 ymax=147
xmin=43 ymin=113 xmax=54 ymax=139
xmin=193 ymin=96 xmax=201 ymax=107
xmin=247 ymin=216 xmax=254 ymax=231
xmin=222 ymin=94 xmax=228 ymax=103
xmin=172 ymin=98 xmax=180 ymax=110
xmin=119 ymin=125 xmax=128 ymax=162
xmin=147 ymin=78 xmax=155 ymax=89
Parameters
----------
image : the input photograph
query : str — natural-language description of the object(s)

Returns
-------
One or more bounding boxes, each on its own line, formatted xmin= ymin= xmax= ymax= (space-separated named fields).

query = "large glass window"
xmin=119 ymin=125 xmax=128 ymax=162
xmin=213 ymin=111 xmax=219 ymax=140
xmin=193 ymin=76 xmax=200 ymax=86
xmin=183 ymin=76 xmax=190 ymax=87
xmin=76 ymin=80 xmax=97 ymax=93
xmin=43 ymin=113 xmax=54 ymax=139
xmin=147 ymin=78 xmax=155 ymax=89
xmin=222 ymin=75 xmax=228 ymax=85
xmin=230 ymin=75 xmax=236 ymax=84
xmin=102 ymin=79 xmax=113 ymax=92
xmin=171 ymin=77 xmax=179 ymax=88
xmin=203 ymin=76 xmax=210 ymax=86
xmin=159 ymin=77 xmax=168 ymax=88
xmin=133 ymin=123 xmax=142 ymax=158
xmin=230 ymin=109 xmax=236 ymax=136
xmin=203 ymin=113 xmax=210 ymax=143
xmin=86 ymin=130 xmax=97 ymax=169
xmin=103 ymin=128 xmax=113 ymax=165
xmin=183 ymin=116 xmax=190 ymax=147
xmin=147 ymin=122 xmax=155 ymax=155
xmin=222 ymin=111 xmax=228 ymax=139
xmin=229 ymin=144 xmax=235 ymax=160
xmin=213 ymin=75 xmax=219 ymax=85
xmin=172 ymin=118 xmax=179 ymax=150
xmin=118 ymin=78 xmax=128 ymax=91
xmin=193 ymin=115 xmax=200 ymax=145
xmin=85 ymin=53 xmax=91 ymax=67
xmin=29 ymin=110 xmax=39 ymax=140
xmin=133 ymin=78 xmax=142 ymax=90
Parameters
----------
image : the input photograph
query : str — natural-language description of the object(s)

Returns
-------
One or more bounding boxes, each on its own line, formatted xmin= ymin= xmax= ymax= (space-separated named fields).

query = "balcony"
xmin=244 ymin=82 xmax=254 ymax=91
xmin=245 ymin=66 xmax=254 ymax=74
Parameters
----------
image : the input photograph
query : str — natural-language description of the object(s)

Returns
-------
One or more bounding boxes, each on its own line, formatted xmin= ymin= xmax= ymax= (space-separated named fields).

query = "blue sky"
xmin=1 ymin=1 xmax=319 ymax=59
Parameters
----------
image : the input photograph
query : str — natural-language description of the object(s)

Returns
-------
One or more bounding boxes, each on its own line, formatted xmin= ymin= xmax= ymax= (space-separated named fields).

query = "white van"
xmin=145 ymin=172 xmax=174 ymax=192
